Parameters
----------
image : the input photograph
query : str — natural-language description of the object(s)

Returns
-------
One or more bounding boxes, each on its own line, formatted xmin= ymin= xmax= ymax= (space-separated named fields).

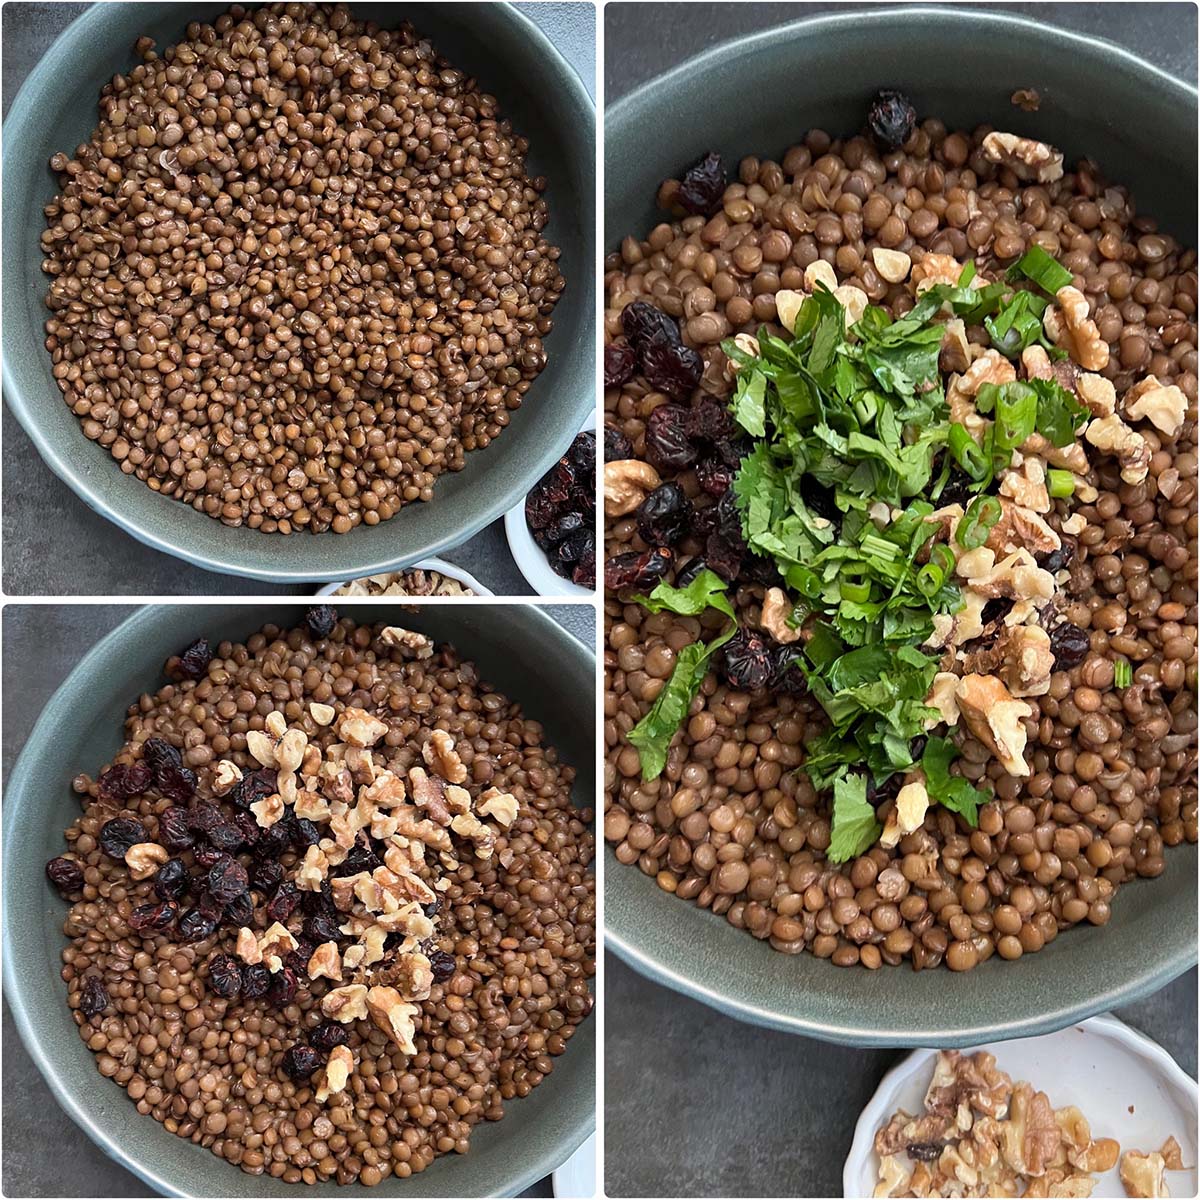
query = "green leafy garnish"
xmin=827 ymin=772 xmax=883 ymax=863
xmin=921 ymin=735 xmax=987 ymax=827
xmin=1006 ymin=244 xmax=1074 ymax=296
xmin=634 ymin=569 xmax=736 ymax=620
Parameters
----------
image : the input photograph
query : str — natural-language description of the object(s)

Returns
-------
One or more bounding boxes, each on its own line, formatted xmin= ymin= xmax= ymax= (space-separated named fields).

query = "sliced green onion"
xmin=1047 ymin=468 xmax=1076 ymax=499
xmin=957 ymin=260 xmax=977 ymax=288
xmin=860 ymin=533 xmax=901 ymax=563
xmin=916 ymin=562 xmax=946 ymax=597
xmin=948 ymin=423 xmax=988 ymax=480
xmin=1114 ymin=658 xmax=1133 ymax=688
xmin=928 ymin=543 xmax=957 ymax=576
xmin=1007 ymin=245 xmax=1073 ymax=295
xmin=840 ymin=579 xmax=872 ymax=603
xmin=957 ymin=494 xmax=1002 ymax=550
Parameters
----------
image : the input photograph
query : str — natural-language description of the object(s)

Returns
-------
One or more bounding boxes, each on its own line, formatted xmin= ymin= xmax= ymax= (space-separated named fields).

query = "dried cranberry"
xmin=721 ymin=629 xmax=776 ymax=690
xmin=240 ymin=963 xmax=271 ymax=1000
xmin=281 ymin=1044 xmax=323 ymax=1081
xmin=266 ymin=882 xmax=302 ymax=923
xmin=310 ymin=1021 xmax=349 ymax=1052
xmin=286 ymin=939 xmax=316 ymax=976
xmin=620 ymin=299 xmax=682 ymax=355
xmin=306 ymin=605 xmax=338 ymax=639
xmin=156 ymin=762 xmax=196 ymax=803
xmin=637 ymin=483 xmax=691 ymax=546
xmin=230 ymin=767 xmax=277 ymax=811
xmin=676 ymin=150 xmax=726 ymax=216
xmin=604 ymin=341 xmax=638 ymax=388
xmin=1049 ymin=622 xmax=1091 ymax=670
xmin=981 ymin=597 xmax=1014 ymax=627
xmin=549 ymin=510 xmax=585 ymax=543
xmin=525 ymin=489 xmax=558 ymax=531
xmin=207 ymin=822 xmax=244 ymax=855
xmin=193 ymin=843 xmax=226 ymax=869
xmin=541 ymin=458 xmax=577 ymax=506
xmin=572 ymin=541 xmax=596 ymax=589
xmin=177 ymin=638 xmax=212 ymax=680
xmin=705 ymin=529 xmax=745 ymax=582
xmin=186 ymin=804 xmax=223 ymax=833
xmin=46 ymin=856 xmax=84 ymax=896
xmin=335 ymin=841 xmax=380 ymax=878
xmin=429 ymin=951 xmax=457 ymax=982
xmin=253 ymin=860 xmax=285 ymax=893
xmin=128 ymin=899 xmax=178 ymax=933
xmin=642 ymin=338 xmax=704 ymax=402
xmin=267 ymin=967 xmax=298 ymax=1008
xmin=254 ymin=822 xmax=291 ymax=860
xmin=98 ymin=817 xmax=148 ymax=859
xmin=867 ymin=89 xmax=917 ymax=151
xmin=741 ymin=552 xmax=782 ymax=587
xmin=197 ymin=890 xmax=225 ymax=920
xmin=157 ymin=807 xmax=194 ymax=852
xmin=554 ymin=529 xmax=594 ymax=573
xmin=153 ymin=857 xmax=189 ymax=900
xmin=207 ymin=953 xmax=242 ymax=999
xmin=223 ymin=891 xmax=255 ymax=926
xmin=570 ymin=429 xmax=596 ymax=472
xmin=422 ymin=899 xmax=441 ymax=919
xmin=141 ymin=737 xmax=182 ymax=777
xmin=644 ymin=403 xmax=698 ymax=473
xmin=79 ymin=976 xmax=109 ymax=1020
xmin=305 ymin=912 xmax=342 ymax=945
xmin=1037 ymin=537 xmax=1076 ymax=574
xmin=696 ymin=457 xmax=734 ymax=497
xmin=232 ymin=811 xmax=261 ymax=849
xmin=605 ymin=547 xmax=673 ymax=593
xmin=604 ymin=425 xmax=634 ymax=462
xmin=207 ymin=857 xmax=249 ymax=904
xmin=178 ymin=907 xmax=219 ymax=943
xmin=292 ymin=818 xmax=321 ymax=850
xmin=97 ymin=763 xmax=152 ymax=803
xmin=715 ymin=434 xmax=751 ymax=469
xmin=867 ymin=772 xmax=904 ymax=805
xmin=684 ymin=395 xmax=734 ymax=444
xmin=938 ymin=475 xmax=974 ymax=509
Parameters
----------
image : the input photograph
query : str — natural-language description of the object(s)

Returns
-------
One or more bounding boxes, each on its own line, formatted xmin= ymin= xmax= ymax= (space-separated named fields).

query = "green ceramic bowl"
xmin=3 ymin=604 xmax=595 ymax=1196
xmin=604 ymin=7 xmax=1198 ymax=1047
xmin=2 ymin=3 xmax=594 ymax=584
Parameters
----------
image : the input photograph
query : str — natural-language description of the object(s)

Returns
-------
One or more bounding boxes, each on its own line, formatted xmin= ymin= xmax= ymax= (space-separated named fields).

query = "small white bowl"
xmin=315 ymin=556 xmax=493 ymax=597
xmin=504 ymin=410 xmax=597 ymax=598
xmin=844 ymin=1014 xmax=1198 ymax=1199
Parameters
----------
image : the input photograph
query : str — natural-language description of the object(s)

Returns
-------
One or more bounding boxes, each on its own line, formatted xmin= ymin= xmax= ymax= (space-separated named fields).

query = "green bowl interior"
xmin=604 ymin=7 xmax=1198 ymax=1044
xmin=3 ymin=604 xmax=595 ymax=1197
xmin=2 ymin=3 xmax=595 ymax=583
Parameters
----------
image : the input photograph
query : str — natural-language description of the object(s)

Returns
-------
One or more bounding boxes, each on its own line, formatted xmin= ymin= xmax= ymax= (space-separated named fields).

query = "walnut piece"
xmin=1157 ymin=1137 xmax=1185 ymax=1172
xmin=1120 ymin=1150 xmax=1169 ymax=1198
xmin=310 ymin=701 xmax=335 ymax=726
xmin=833 ymin=284 xmax=869 ymax=326
xmin=1124 ymin=375 xmax=1186 ymax=437
xmin=477 ymin=788 xmax=519 ymax=828
xmin=296 ymin=844 xmax=330 ymax=891
xmin=949 ymin=349 xmax=1016 ymax=442
xmin=258 ymin=922 xmax=299 ymax=972
xmin=236 ymin=926 xmax=262 ymax=964
xmin=338 ymin=707 xmax=388 ymax=749
xmin=321 ymin=984 xmax=369 ymax=1023
xmin=774 ymin=288 xmax=805 ymax=334
xmin=604 ymin=459 xmax=662 ymax=517
xmin=982 ymin=131 xmax=1064 ymax=182
xmin=955 ymin=674 xmax=1032 ymax=776
xmin=924 ymin=672 xmax=961 ymax=728
xmin=999 ymin=625 xmax=1055 ymax=698
xmin=275 ymin=728 xmax=308 ymax=774
xmin=124 ymin=842 xmax=168 ymax=880
xmin=760 ymin=587 xmax=803 ymax=644
xmin=911 ymin=252 xmax=963 ymax=292
xmin=380 ymin=625 xmax=434 ymax=659
xmin=245 ymin=729 xmax=277 ymax=767
xmin=999 ymin=456 xmax=1051 ymax=514
xmin=366 ymin=985 xmax=419 ymax=1055
xmin=879 ymin=776 xmax=930 ymax=848
xmin=451 ymin=811 xmax=495 ymax=859
xmin=316 ymin=1044 xmax=354 ymax=1103
xmin=250 ymin=794 xmax=285 ymax=829
xmin=212 ymin=760 xmax=243 ymax=795
xmin=1076 ymin=373 xmax=1117 ymax=417
xmin=874 ymin=1153 xmax=913 ymax=1198
xmin=391 ymin=951 xmax=434 ymax=1002
xmin=872 ymin=247 xmax=911 ymax=284
xmin=804 ymin=259 xmax=838 ymax=293
xmin=294 ymin=790 xmax=332 ymax=821
xmin=422 ymin=729 xmax=467 ymax=783
xmin=725 ymin=331 xmax=760 ymax=377
xmin=1046 ymin=286 xmax=1109 ymax=371
xmin=307 ymin=941 xmax=343 ymax=983
xmin=1086 ymin=413 xmax=1150 ymax=484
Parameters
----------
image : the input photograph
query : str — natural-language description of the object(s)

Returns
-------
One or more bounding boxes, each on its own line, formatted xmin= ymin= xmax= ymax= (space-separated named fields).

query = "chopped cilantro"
xmin=827 ymin=772 xmax=883 ymax=863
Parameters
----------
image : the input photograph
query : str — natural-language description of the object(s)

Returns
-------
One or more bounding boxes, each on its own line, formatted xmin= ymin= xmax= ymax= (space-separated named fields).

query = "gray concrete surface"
xmin=602 ymin=4 xmax=1197 ymax=1197
xmin=1 ymin=601 xmax=593 ymax=1198
xmin=1 ymin=1 xmax=595 ymax=597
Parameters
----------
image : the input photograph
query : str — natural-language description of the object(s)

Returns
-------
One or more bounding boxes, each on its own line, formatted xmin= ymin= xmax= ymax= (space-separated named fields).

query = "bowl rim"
xmin=2 ymin=0 xmax=595 ymax=585
xmin=3 ymin=603 xmax=596 ymax=1197
xmin=604 ymin=4 xmax=1198 ymax=1046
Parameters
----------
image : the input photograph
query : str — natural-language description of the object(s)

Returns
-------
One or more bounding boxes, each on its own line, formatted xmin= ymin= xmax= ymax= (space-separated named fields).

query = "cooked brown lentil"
xmin=41 ymin=4 xmax=564 ymax=535
xmin=55 ymin=616 xmax=594 ymax=1182
xmin=604 ymin=117 xmax=1198 ymax=970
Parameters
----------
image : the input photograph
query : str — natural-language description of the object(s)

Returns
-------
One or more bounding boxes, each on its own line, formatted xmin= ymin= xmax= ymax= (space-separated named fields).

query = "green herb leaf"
xmin=634 ymin=569 xmax=736 ymax=621
xmin=1029 ymin=377 xmax=1090 ymax=448
xmin=730 ymin=367 xmax=767 ymax=438
xmin=921 ymin=735 xmax=988 ymax=827
xmin=827 ymin=772 xmax=883 ymax=863
xmin=1007 ymin=245 xmax=1074 ymax=295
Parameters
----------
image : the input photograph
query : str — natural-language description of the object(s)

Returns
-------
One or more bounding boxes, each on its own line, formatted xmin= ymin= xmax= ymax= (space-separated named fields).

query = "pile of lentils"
xmin=603 ymin=94 xmax=1198 ymax=971
xmin=44 ymin=610 xmax=594 ymax=1182
xmin=41 ymin=4 xmax=564 ymax=535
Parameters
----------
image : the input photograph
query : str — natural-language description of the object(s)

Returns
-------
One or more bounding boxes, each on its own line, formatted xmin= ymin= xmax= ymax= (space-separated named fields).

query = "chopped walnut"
xmin=343 ymin=746 xmax=377 ymax=786
xmin=236 ymin=926 xmax=262 ymax=964
xmin=307 ymin=941 xmax=343 ymax=983
xmin=982 ymin=131 xmax=1064 ymax=182
xmin=296 ymin=844 xmax=330 ymax=891
xmin=804 ymin=259 xmax=838 ymax=293
xmin=997 ymin=625 xmax=1055 ymax=697
xmin=1070 ymin=1138 xmax=1121 ymax=1173
xmin=372 ymin=900 xmax=434 ymax=938
xmin=1121 ymin=1150 xmax=1169 ymax=1198
xmin=393 ymin=805 xmax=453 ymax=852
xmin=264 ymin=711 xmax=287 ymax=739
xmin=1085 ymin=413 xmax=1150 ymax=484
xmin=321 ymin=983 xmax=369 ymax=1023
xmin=294 ymin=790 xmax=331 ymax=822
xmin=366 ymin=985 xmax=419 ymax=1055
xmin=941 ymin=319 xmax=972 ymax=373
xmin=124 ymin=842 xmax=169 ymax=880
xmin=338 ymin=707 xmax=388 ymax=749
xmin=1002 ymin=1082 xmax=1062 ymax=1176
xmin=911 ymin=252 xmax=963 ymax=293
xmin=949 ymin=350 xmax=1017 ymax=442
xmin=1046 ymin=286 xmax=1109 ymax=371
xmin=422 ymin=730 xmax=468 ymax=783
xmin=451 ymin=811 xmax=495 ymax=859
xmin=250 ymin=794 xmax=285 ymax=829
xmin=1124 ymin=375 xmax=1187 ymax=437
xmin=872 ymin=247 xmax=911 ymax=284
xmin=258 ymin=922 xmax=299 ymax=972
xmin=380 ymin=625 xmax=434 ymax=659
xmin=726 ymin=332 xmax=760 ymax=377
xmin=319 ymin=761 xmax=356 ymax=805
xmin=316 ymin=1044 xmax=354 ymax=1103
xmin=925 ymin=1050 xmax=1012 ymax=1122
xmin=999 ymin=456 xmax=1051 ymax=514
xmin=604 ymin=459 xmax=662 ymax=517
xmin=391 ymin=951 xmax=434 ymax=1002
xmin=355 ymin=925 xmax=388 ymax=969
xmin=924 ymin=672 xmax=962 ymax=728
xmin=1022 ymin=344 xmax=1054 ymax=380
xmin=310 ymin=701 xmax=335 ymax=726
xmin=275 ymin=728 xmax=308 ymax=774
xmin=955 ymin=674 xmax=1032 ymax=776
xmin=319 ymin=836 xmax=348 ymax=868
xmin=212 ymin=760 xmax=243 ymax=795
xmin=957 ymin=547 xmax=1055 ymax=609
xmin=880 ymin=776 xmax=930 ymax=848
xmin=987 ymin=498 xmax=1060 ymax=556
xmin=1076 ymin=373 xmax=1117 ymax=417
xmin=360 ymin=770 xmax=406 ymax=810
xmin=874 ymin=1154 xmax=913 ymax=1198
xmin=834 ymin=284 xmax=869 ymax=326
xmin=760 ymin=587 xmax=803 ymax=644
xmin=774 ymin=288 xmax=805 ymax=334
xmin=1021 ymin=430 xmax=1090 ymax=474
xmin=408 ymin=767 xmax=452 ymax=826
xmin=477 ymin=788 xmax=519 ymax=828
xmin=245 ymin=729 xmax=277 ymax=767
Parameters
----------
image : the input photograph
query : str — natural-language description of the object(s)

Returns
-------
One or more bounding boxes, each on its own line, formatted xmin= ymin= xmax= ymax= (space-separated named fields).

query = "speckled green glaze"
xmin=3 ymin=604 xmax=595 ymax=1196
xmin=2 ymin=3 xmax=594 ymax=584
xmin=604 ymin=7 xmax=1198 ymax=1047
